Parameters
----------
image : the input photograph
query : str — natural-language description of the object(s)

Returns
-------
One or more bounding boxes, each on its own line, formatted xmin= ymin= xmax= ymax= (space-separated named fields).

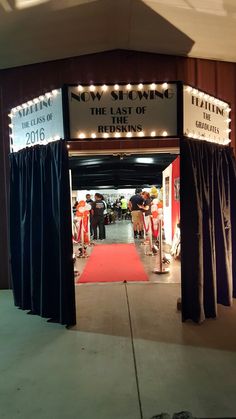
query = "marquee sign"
xmin=9 ymin=89 xmax=64 ymax=152
xmin=67 ymin=83 xmax=178 ymax=139
xmin=183 ymin=85 xmax=231 ymax=145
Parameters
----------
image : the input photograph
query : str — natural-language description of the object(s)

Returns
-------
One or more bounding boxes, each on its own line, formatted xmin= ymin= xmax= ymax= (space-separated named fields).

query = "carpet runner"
xmin=77 ymin=243 xmax=148 ymax=283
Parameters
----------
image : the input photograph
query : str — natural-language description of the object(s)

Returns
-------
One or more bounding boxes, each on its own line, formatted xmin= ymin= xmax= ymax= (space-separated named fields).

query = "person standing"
xmin=91 ymin=193 xmax=106 ymax=240
xmin=120 ymin=196 xmax=128 ymax=220
xmin=86 ymin=193 xmax=94 ymax=237
xmin=128 ymin=188 xmax=144 ymax=239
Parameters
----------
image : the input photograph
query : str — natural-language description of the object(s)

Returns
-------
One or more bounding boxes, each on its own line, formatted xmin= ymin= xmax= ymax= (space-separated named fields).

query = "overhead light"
xmin=102 ymin=84 xmax=108 ymax=91
xmin=138 ymin=83 xmax=143 ymax=90
xmin=39 ymin=95 xmax=45 ymax=101
xmin=126 ymin=84 xmax=132 ymax=90
xmin=91 ymin=133 xmax=97 ymax=138
xmin=150 ymin=83 xmax=156 ymax=90
xmin=103 ymin=133 xmax=109 ymax=138
xmin=136 ymin=157 xmax=154 ymax=164
xmin=126 ymin=133 xmax=132 ymax=137
xmin=162 ymin=83 xmax=168 ymax=89
xmin=77 ymin=85 xmax=83 ymax=92
xmin=162 ymin=131 xmax=168 ymax=136
xmin=138 ymin=131 xmax=144 ymax=137
xmin=115 ymin=133 xmax=121 ymax=138
xmin=150 ymin=131 xmax=156 ymax=137
xmin=114 ymin=84 xmax=119 ymax=90
xmin=78 ymin=133 xmax=85 ymax=139
xmin=45 ymin=92 xmax=52 ymax=98
xmin=89 ymin=85 xmax=95 ymax=92
xmin=52 ymin=89 xmax=58 ymax=96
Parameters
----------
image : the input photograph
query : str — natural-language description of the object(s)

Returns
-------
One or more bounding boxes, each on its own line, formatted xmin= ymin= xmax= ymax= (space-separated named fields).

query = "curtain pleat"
xmin=181 ymin=139 xmax=236 ymax=323
xmin=9 ymin=140 xmax=76 ymax=326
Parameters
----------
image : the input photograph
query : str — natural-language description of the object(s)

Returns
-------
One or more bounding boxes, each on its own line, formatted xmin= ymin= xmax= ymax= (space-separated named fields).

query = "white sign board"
xmin=10 ymin=89 xmax=64 ymax=152
xmin=67 ymin=83 xmax=178 ymax=139
xmin=183 ymin=85 xmax=231 ymax=145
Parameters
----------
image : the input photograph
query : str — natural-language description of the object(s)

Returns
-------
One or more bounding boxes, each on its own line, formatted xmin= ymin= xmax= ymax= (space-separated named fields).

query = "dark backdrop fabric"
xmin=180 ymin=139 xmax=236 ymax=323
xmin=9 ymin=140 xmax=76 ymax=326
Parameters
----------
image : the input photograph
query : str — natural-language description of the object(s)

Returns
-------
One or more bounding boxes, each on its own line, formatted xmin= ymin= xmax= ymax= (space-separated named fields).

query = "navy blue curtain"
xmin=180 ymin=139 xmax=236 ymax=323
xmin=9 ymin=140 xmax=76 ymax=326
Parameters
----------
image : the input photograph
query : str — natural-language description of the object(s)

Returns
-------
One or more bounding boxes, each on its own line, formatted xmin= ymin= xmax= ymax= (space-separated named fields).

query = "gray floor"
xmin=1 ymin=222 xmax=236 ymax=419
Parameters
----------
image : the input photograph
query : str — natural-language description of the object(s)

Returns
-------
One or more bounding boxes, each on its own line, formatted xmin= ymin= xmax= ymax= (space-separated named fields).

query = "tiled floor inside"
xmin=74 ymin=220 xmax=181 ymax=284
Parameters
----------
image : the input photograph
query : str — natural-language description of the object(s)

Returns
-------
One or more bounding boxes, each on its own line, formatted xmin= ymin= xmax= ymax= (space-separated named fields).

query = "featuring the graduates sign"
xmin=9 ymin=89 xmax=64 ymax=152
xmin=183 ymin=85 xmax=231 ymax=145
xmin=68 ymin=83 xmax=178 ymax=139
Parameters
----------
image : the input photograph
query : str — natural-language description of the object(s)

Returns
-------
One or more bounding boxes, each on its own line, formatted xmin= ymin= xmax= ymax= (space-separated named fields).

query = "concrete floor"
xmin=1 ymin=221 xmax=236 ymax=419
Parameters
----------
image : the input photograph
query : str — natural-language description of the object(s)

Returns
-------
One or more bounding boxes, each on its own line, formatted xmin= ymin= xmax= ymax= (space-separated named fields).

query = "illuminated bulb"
xmin=226 ymin=107 xmax=231 ymax=113
xmin=45 ymin=92 xmax=52 ymax=98
xmin=138 ymin=131 xmax=144 ymax=137
xmin=114 ymin=84 xmax=119 ymax=90
xmin=204 ymin=94 xmax=209 ymax=100
xmin=89 ymin=85 xmax=95 ymax=92
xmin=138 ymin=83 xmax=143 ymax=90
xmin=33 ymin=98 xmax=39 ymax=104
xmin=9 ymin=124 xmax=13 ymax=128
xmin=17 ymin=105 xmax=22 ymax=110
xmin=79 ymin=133 xmax=85 ymax=139
xmin=162 ymin=131 xmax=168 ymax=136
xmin=115 ymin=133 xmax=120 ymax=138
xmin=103 ymin=133 xmax=109 ymax=138
xmin=77 ymin=85 xmax=83 ymax=92
xmin=12 ymin=108 xmax=17 ymax=113
xmin=39 ymin=95 xmax=45 ymax=101
xmin=150 ymin=131 xmax=156 ymax=137
xmin=186 ymin=86 xmax=192 ymax=92
xmin=91 ymin=133 xmax=96 ymax=138
xmin=187 ymin=133 xmax=192 ymax=138
xmin=52 ymin=89 xmax=58 ymax=96
xmin=192 ymin=89 xmax=197 ymax=95
xmin=54 ymin=135 xmax=60 ymax=141
xmin=226 ymin=118 xmax=231 ymax=123
xmin=226 ymin=128 xmax=231 ymax=133
xmin=162 ymin=82 xmax=168 ymax=89
xmin=126 ymin=133 xmax=132 ymax=138
xmin=150 ymin=83 xmax=156 ymax=90
xmin=102 ymin=84 xmax=108 ymax=91
xmin=27 ymin=100 xmax=33 ymax=106
xmin=67 ymin=144 xmax=70 ymax=149
xmin=8 ymin=113 xmax=13 ymax=118
xmin=22 ymin=103 xmax=28 ymax=108
xmin=126 ymin=83 xmax=132 ymax=90
xmin=198 ymin=92 xmax=204 ymax=98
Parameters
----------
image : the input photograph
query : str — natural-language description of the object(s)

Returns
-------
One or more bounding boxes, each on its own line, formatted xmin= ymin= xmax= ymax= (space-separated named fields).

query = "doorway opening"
xmin=69 ymin=150 xmax=180 ymax=286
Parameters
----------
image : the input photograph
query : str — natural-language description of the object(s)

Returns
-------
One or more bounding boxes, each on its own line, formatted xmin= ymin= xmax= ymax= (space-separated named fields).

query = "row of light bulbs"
xmin=9 ymin=89 xmax=59 ymax=117
xmin=185 ymin=85 xmax=230 ymax=111
xmin=77 ymin=130 xmax=168 ymax=139
xmin=77 ymin=83 xmax=169 ymax=92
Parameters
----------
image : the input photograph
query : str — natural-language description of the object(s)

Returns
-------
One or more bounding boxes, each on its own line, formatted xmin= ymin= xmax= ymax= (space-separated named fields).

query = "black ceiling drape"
xmin=9 ymin=140 xmax=76 ymax=326
xmin=180 ymin=138 xmax=236 ymax=323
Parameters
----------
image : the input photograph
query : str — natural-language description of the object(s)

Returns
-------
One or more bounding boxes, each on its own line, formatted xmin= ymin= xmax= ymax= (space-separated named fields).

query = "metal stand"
xmin=153 ymin=218 xmax=169 ymax=274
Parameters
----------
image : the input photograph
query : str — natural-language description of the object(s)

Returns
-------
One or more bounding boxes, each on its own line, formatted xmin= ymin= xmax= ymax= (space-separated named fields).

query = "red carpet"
xmin=78 ymin=244 xmax=148 ymax=283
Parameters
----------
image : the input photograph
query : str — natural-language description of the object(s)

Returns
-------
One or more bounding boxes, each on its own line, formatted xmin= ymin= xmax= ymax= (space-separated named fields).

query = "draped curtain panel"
xmin=9 ymin=140 xmax=76 ymax=326
xmin=180 ymin=139 xmax=236 ymax=323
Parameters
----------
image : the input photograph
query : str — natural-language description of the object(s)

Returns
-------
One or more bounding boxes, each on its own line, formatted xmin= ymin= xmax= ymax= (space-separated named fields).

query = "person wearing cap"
xmin=128 ymin=188 xmax=144 ymax=239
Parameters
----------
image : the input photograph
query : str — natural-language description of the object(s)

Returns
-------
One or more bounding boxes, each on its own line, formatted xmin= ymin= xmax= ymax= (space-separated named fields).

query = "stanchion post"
xmin=153 ymin=218 xmax=169 ymax=274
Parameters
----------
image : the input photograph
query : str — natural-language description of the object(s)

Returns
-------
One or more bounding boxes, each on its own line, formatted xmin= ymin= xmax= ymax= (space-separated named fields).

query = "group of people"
xmin=128 ymin=187 xmax=158 ymax=239
xmin=73 ymin=186 xmax=160 ymax=242
xmin=73 ymin=193 xmax=107 ymax=241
